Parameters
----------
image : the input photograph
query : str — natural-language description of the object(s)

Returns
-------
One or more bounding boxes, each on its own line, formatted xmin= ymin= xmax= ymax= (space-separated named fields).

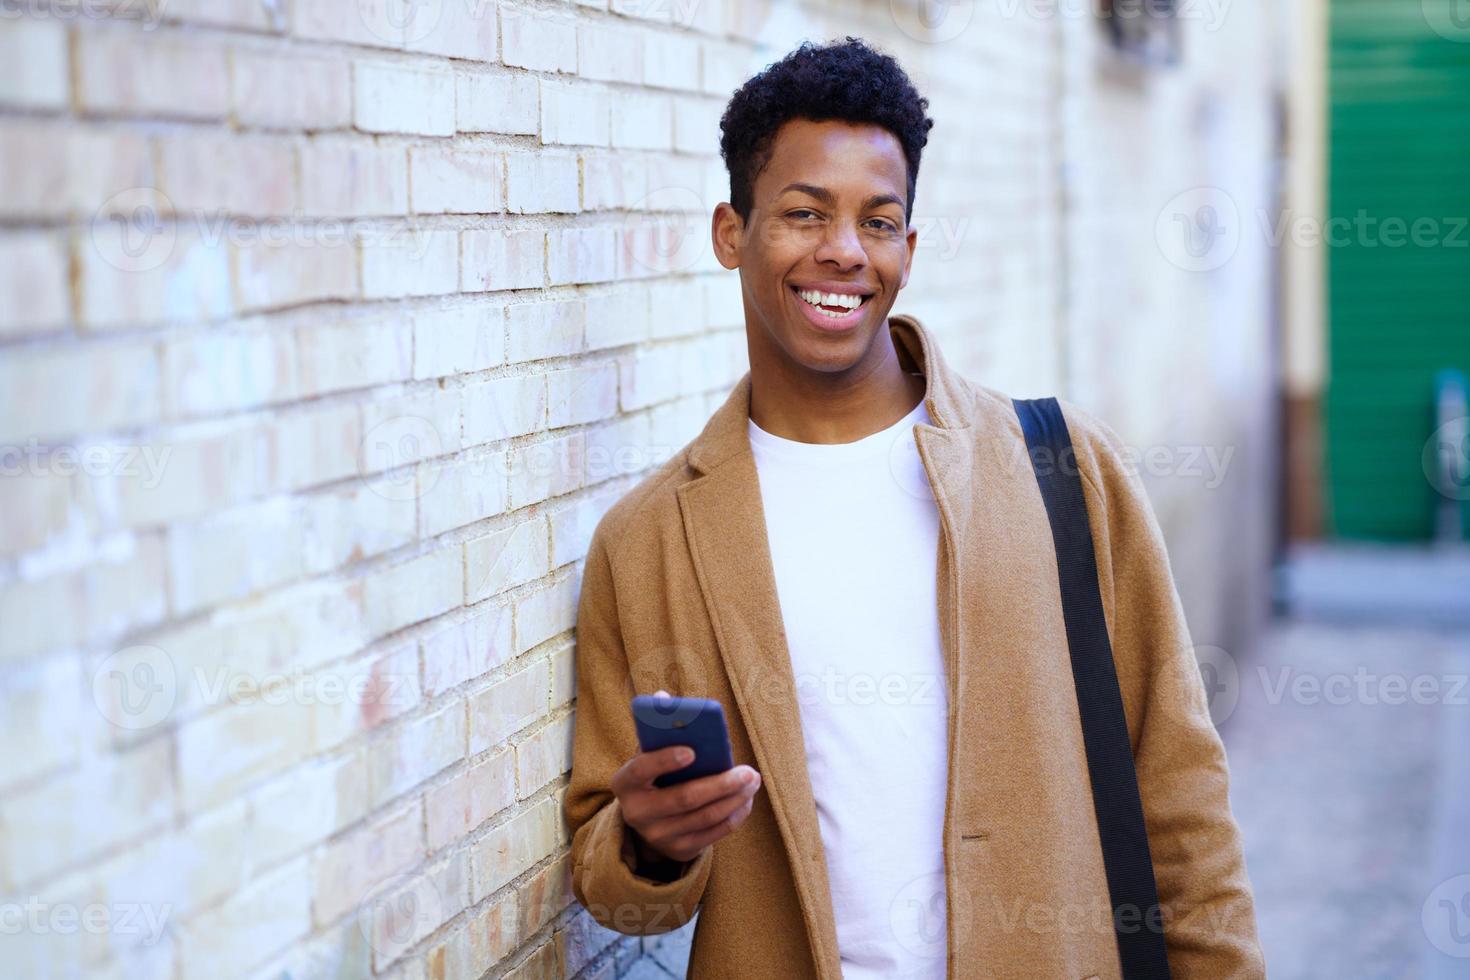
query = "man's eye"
xmin=865 ymin=219 xmax=897 ymax=232
xmin=789 ymin=209 xmax=819 ymax=220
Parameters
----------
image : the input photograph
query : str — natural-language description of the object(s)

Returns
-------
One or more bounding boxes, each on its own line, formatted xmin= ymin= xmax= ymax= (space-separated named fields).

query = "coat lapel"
xmin=675 ymin=315 xmax=987 ymax=980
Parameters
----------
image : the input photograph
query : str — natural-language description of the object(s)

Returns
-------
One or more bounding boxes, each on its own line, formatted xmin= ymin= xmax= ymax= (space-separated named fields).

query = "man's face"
xmin=713 ymin=118 xmax=919 ymax=373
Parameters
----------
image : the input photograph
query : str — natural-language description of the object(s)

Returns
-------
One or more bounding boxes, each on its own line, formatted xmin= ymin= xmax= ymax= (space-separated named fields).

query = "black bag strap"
xmin=1013 ymin=397 xmax=1172 ymax=980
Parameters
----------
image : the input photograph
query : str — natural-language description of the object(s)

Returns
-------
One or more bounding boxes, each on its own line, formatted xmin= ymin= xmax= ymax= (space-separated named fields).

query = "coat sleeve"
xmin=563 ymin=521 xmax=714 ymax=936
xmin=1065 ymin=402 xmax=1267 ymax=979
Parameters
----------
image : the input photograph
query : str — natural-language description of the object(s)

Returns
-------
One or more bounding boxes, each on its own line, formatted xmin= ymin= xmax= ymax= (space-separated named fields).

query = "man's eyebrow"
xmin=777 ymin=182 xmax=905 ymax=211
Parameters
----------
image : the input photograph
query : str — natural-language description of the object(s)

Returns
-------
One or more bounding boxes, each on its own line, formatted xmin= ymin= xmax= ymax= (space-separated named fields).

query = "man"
xmin=564 ymin=36 xmax=1265 ymax=979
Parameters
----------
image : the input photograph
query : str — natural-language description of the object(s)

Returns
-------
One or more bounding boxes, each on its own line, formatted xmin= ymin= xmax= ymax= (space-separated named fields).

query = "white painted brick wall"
xmin=0 ymin=1 xmax=1279 ymax=978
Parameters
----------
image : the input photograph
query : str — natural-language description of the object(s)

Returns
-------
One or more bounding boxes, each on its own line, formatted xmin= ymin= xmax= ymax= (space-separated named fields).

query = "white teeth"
xmin=797 ymin=288 xmax=865 ymax=314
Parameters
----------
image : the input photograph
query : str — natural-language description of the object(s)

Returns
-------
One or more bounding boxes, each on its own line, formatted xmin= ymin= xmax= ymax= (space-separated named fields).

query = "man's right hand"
xmin=612 ymin=692 xmax=763 ymax=866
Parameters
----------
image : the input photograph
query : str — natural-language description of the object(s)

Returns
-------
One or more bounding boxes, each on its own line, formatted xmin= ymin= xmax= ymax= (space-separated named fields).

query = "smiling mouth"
xmin=790 ymin=285 xmax=874 ymax=319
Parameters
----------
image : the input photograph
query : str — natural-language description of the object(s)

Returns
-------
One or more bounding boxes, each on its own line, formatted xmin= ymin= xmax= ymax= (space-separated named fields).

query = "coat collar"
xmin=674 ymin=313 xmax=985 ymax=979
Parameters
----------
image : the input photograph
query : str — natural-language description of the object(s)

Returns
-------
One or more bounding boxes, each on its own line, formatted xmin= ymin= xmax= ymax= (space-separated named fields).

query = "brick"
xmin=0 ymin=18 xmax=67 ymax=109
xmin=418 ymin=448 xmax=509 ymax=539
xmin=505 ymin=152 xmax=580 ymax=214
xmin=301 ymin=137 xmax=409 ymax=217
xmin=169 ymin=0 xmax=285 ymax=30
xmin=577 ymin=23 xmax=641 ymax=83
xmin=540 ymin=80 xmax=611 ymax=146
xmin=0 ymin=536 xmax=166 ymax=663
xmin=180 ymin=858 xmax=312 ymax=978
xmin=425 ymin=890 xmax=518 ymax=980
xmin=548 ymin=225 xmax=618 ymax=285
xmin=368 ymin=700 xmax=466 ymax=807
xmin=420 ymin=603 xmax=514 ymax=698
xmin=248 ymin=753 xmax=369 ymax=870
xmin=546 ymin=360 xmax=618 ymax=428
xmin=232 ymin=52 xmax=352 ymax=131
xmin=355 ymin=62 xmax=455 ymax=136
xmin=0 ymin=738 xmax=172 ymax=889
xmin=363 ymin=547 xmax=465 ymax=639
xmin=157 ymin=133 xmax=297 ymax=216
xmin=405 ymin=0 xmax=498 ymax=60
xmin=0 ymin=468 xmax=75 ymax=563
xmin=547 ymin=485 xmax=620 ymax=568
xmin=95 ymin=798 xmax=249 ymax=924
xmin=648 ymin=278 xmax=706 ymax=337
xmin=468 ymin=658 xmax=550 ymax=755
xmin=79 ymin=223 xmax=233 ymax=329
xmin=516 ymin=712 xmax=574 ymax=798
xmin=501 ymin=5 xmax=577 ymax=73
xmin=0 ymin=231 xmax=70 ymax=335
xmin=301 ymin=476 xmax=418 ymax=575
xmin=0 ymin=655 xmax=79 ymax=789
xmin=360 ymin=388 xmax=464 ymax=476
xmin=510 ymin=572 xmax=578 ymax=651
xmin=469 ymin=797 xmax=559 ymax=902
xmin=295 ymin=316 xmax=413 ymax=397
xmin=461 ymin=227 xmax=545 ymax=292
xmin=165 ymin=499 xmax=305 ymax=615
xmin=457 ymin=72 xmax=539 ymax=135
xmin=426 ymin=751 xmax=516 ymax=852
xmin=583 ymin=284 xmax=649 ymax=350
xmin=580 ymin=152 xmax=649 ymax=211
xmin=177 ymin=696 xmax=314 ymax=812
xmin=312 ymin=800 xmax=424 ymax=923
xmin=410 ymin=146 xmax=504 ymax=214
xmin=621 ymin=342 xmax=681 ymax=409
xmin=611 ymin=92 xmax=672 ymax=150
xmin=368 ymin=850 xmax=468 ymax=970
xmin=507 ymin=299 xmax=585 ymax=362
xmin=362 ymin=227 xmax=459 ymax=299
xmin=413 ymin=304 xmax=507 ymax=378
xmin=0 ymin=340 xmax=160 ymax=443
xmin=162 ymin=326 xmax=297 ymax=418
xmin=294 ymin=0 xmax=402 ymax=46
xmin=463 ymin=374 xmax=548 ymax=446
xmin=0 ymin=122 xmax=152 ymax=221
xmin=466 ymin=517 xmax=550 ymax=603
xmin=673 ymin=94 xmax=721 ymax=154
xmin=269 ymin=400 xmax=365 ymax=491
xmin=236 ymin=236 xmax=359 ymax=311
xmin=314 ymin=644 xmax=423 ymax=752
xmin=76 ymin=31 xmax=229 ymax=120
xmin=643 ymin=31 xmax=701 ymax=91
xmin=549 ymin=640 xmax=575 ymax=706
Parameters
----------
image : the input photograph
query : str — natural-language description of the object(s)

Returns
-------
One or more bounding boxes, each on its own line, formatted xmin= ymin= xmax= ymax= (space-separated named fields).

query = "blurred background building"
xmin=0 ymin=0 xmax=1465 ymax=977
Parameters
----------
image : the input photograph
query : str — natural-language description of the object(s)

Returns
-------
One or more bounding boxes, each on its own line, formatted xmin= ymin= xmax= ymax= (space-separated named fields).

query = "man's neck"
xmin=746 ymin=321 xmax=928 ymax=445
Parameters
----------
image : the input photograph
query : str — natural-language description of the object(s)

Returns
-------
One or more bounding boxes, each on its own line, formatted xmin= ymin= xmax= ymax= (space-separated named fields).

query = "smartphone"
xmin=631 ymin=694 xmax=735 ymax=788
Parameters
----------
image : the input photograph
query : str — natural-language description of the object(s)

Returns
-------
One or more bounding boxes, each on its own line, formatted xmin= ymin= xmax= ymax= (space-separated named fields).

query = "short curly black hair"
xmin=718 ymin=36 xmax=934 ymax=226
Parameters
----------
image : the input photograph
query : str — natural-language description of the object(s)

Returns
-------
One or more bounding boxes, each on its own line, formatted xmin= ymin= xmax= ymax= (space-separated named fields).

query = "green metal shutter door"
xmin=1327 ymin=0 xmax=1470 ymax=540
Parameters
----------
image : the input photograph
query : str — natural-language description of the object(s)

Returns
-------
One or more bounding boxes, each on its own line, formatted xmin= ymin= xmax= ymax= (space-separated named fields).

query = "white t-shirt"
xmin=747 ymin=394 xmax=950 ymax=979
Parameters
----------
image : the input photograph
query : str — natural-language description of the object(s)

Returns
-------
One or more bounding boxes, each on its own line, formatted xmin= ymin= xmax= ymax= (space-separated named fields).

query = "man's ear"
xmin=899 ymin=222 xmax=919 ymax=290
xmin=711 ymin=202 xmax=744 ymax=271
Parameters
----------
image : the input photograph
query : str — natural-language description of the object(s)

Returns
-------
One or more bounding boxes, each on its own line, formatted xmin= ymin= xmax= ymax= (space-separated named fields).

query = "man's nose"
xmin=815 ymin=221 xmax=867 ymax=268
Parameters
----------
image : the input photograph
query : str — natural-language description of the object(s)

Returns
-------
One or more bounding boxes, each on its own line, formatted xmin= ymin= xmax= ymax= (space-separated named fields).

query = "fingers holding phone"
xmin=612 ymin=690 xmax=762 ymax=865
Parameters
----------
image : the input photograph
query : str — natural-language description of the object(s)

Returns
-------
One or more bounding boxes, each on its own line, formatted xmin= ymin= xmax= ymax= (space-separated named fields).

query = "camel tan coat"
xmin=564 ymin=314 xmax=1265 ymax=979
